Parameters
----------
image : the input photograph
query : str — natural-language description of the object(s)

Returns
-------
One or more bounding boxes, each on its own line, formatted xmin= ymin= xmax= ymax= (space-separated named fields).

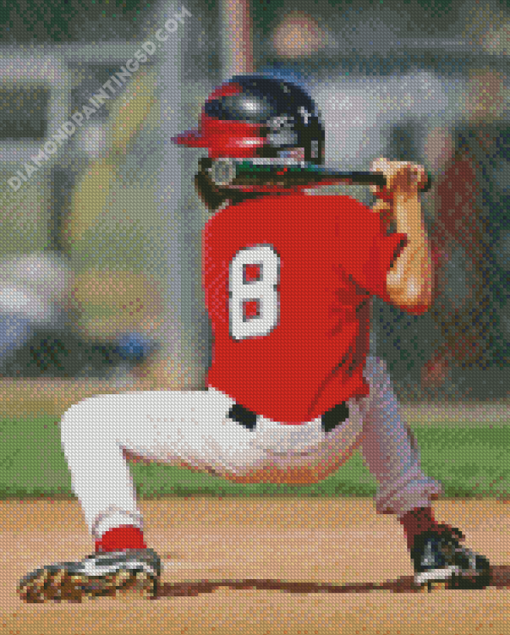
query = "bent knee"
xmin=60 ymin=394 xmax=118 ymax=437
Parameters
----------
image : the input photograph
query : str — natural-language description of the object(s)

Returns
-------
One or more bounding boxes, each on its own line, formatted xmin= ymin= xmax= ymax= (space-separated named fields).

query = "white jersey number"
xmin=229 ymin=245 xmax=280 ymax=340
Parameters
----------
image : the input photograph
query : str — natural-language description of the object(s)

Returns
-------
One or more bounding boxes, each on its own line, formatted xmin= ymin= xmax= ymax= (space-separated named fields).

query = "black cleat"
xmin=412 ymin=525 xmax=491 ymax=591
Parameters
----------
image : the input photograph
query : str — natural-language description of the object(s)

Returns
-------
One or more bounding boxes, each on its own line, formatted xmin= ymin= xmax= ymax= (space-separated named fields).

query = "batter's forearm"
xmin=386 ymin=193 xmax=433 ymax=309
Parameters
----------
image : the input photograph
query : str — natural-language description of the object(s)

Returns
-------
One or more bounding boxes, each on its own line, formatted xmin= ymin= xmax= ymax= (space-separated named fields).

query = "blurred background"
xmin=1 ymin=0 xmax=509 ymax=404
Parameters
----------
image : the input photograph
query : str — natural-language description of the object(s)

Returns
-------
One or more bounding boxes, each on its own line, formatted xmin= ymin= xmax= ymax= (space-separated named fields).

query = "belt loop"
xmin=228 ymin=403 xmax=257 ymax=430
xmin=321 ymin=402 xmax=349 ymax=433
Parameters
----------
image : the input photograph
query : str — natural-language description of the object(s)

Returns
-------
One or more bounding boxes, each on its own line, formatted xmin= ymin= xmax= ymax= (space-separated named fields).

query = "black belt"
xmin=228 ymin=401 xmax=349 ymax=433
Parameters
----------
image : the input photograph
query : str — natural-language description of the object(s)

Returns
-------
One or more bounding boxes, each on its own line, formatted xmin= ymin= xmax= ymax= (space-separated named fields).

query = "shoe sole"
xmin=415 ymin=566 xmax=457 ymax=586
xmin=17 ymin=566 xmax=159 ymax=603
xmin=415 ymin=566 xmax=491 ymax=592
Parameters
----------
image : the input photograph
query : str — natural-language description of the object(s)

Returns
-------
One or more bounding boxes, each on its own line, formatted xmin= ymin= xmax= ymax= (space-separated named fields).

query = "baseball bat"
xmin=203 ymin=158 xmax=432 ymax=192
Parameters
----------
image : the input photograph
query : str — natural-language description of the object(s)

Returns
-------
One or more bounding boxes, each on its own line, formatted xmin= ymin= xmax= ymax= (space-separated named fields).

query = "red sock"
xmin=95 ymin=525 xmax=147 ymax=553
xmin=399 ymin=507 xmax=439 ymax=550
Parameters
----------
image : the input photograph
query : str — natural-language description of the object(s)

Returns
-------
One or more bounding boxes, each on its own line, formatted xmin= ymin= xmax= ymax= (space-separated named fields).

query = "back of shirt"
xmin=203 ymin=192 xmax=409 ymax=423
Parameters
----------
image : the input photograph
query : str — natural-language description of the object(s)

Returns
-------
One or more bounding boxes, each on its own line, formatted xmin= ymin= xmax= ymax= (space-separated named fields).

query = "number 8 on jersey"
xmin=229 ymin=244 xmax=280 ymax=340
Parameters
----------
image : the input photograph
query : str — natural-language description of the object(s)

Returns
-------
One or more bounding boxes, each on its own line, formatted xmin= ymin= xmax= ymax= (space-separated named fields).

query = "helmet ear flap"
xmin=254 ymin=114 xmax=325 ymax=164
xmin=302 ymin=116 xmax=325 ymax=164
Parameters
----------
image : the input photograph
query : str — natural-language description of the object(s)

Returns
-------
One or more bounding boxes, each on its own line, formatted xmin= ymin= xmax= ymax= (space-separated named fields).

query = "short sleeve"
xmin=336 ymin=199 xmax=407 ymax=302
xmin=366 ymin=229 xmax=408 ymax=302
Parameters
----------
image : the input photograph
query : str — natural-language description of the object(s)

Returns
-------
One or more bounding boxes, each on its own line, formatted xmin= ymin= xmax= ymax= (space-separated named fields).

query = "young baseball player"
xmin=18 ymin=76 xmax=490 ymax=603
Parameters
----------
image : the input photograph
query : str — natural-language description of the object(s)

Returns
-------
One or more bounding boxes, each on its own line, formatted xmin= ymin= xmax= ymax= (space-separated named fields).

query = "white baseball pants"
xmin=60 ymin=356 xmax=442 ymax=540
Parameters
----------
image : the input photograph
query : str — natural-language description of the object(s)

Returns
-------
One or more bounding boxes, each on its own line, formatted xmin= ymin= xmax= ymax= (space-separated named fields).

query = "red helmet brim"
xmin=171 ymin=129 xmax=207 ymax=147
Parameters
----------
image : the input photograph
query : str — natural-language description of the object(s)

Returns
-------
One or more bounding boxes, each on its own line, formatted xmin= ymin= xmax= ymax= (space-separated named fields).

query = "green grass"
xmin=1 ymin=416 xmax=509 ymax=499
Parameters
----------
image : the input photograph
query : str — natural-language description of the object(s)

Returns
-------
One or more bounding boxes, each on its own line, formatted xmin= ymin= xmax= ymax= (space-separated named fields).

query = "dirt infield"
xmin=2 ymin=497 xmax=510 ymax=635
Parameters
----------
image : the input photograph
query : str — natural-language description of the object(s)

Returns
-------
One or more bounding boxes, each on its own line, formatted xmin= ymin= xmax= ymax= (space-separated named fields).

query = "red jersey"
xmin=203 ymin=192 xmax=422 ymax=423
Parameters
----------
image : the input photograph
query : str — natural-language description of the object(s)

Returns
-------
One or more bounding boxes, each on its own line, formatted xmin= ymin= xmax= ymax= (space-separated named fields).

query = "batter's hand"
xmin=369 ymin=157 xmax=427 ymax=200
